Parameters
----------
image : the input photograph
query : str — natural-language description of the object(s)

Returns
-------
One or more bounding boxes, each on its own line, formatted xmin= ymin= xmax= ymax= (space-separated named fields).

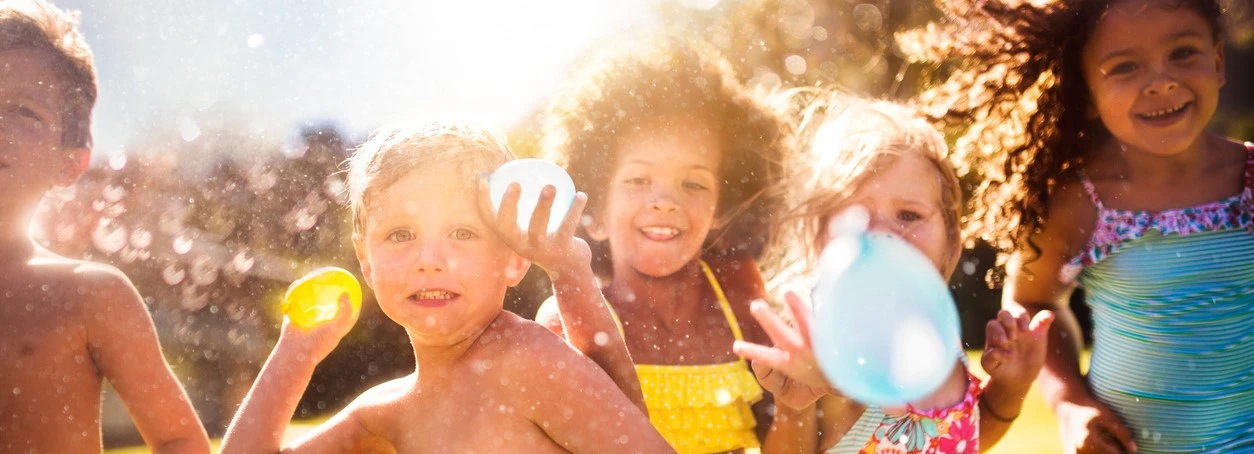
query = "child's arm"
xmin=760 ymin=382 xmax=819 ymax=454
xmin=83 ymin=264 xmax=209 ymax=453
xmin=735 ymin=293 xmax=837 ymax=454
xmin=513 ymin=326 xmax=673 ymax=454
xmin=478 ymin=180 xmax=645 ymax=411
xmin=220 ymin=294 xmax=381 ymax=453
xmin=978 ymin=308 xmax=1054 ymax=450
xmin=1004 ymin=181 xmax=1137 ymax=454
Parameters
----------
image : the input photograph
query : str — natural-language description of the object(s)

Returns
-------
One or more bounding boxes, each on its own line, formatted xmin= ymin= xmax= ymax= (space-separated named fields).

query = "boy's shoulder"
xmin=27 ymin=250 xmax=140 ymax=305
xmin=476 ymin=311 xmax=586 ymax=373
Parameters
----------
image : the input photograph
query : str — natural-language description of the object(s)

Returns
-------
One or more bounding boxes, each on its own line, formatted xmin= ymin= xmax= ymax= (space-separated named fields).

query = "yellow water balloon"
xmin=282 ymin=267 xmax=362 ymax=329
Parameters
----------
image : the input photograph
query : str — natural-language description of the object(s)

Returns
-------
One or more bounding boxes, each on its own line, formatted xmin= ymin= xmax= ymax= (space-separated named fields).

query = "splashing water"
xmin=189 ymin=256 xmax=219 ymax=286
xmin=91 ymin=219 xmax=128 ymax=255
xmin=173 ymin=235 xmax=194 ymax=255
xmin=161 ymin=265 xmax=186 ymax=286
xmin=232 ymin=250 xmax=255 ymax=273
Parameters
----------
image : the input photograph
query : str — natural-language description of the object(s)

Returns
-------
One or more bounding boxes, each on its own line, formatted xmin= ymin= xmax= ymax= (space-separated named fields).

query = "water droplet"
xmin=162 ymin=265 xmax=186 ymax=286
xmin=91 ymin=219 xmax=128 ymax=254
xmin=291 ymin=208 xmax=318 ymax=232
xmin=24 ymin=304 xmax=33 ymax=311
xmin=962 ymin=261 xmax=977 ymax=276
xmin=594 ymin=331 xmax=610 ymax=347
xmin=189 ymin=256 xmax=218 ymax=286
xmin=857 ymin=357 xmax=866 ymax=365
xmin=784 ymin=54 xmax=807 ymax=75
xmin=178 ymin=116 xmax=200 ymax=142
xmin=180 ymin=287 xmax=209 ymax=311
xmin=129 ymin=229 xmax=152 ymax=249
xmin=172 ymin=235 xmax=194 ymax=255
xmin=232 ymin=250 xmax=255 ymax=273
xmin=102 ymin=184 xmax=126 ymax=202
xmin=715 ymin=388 xmax=733 ymax=405
xmin=108 ymin=153 xmax=128 ymax=170
xmin=247 ymin=33 xmax=265 ymax=49
xmin=12 ymin=387 xmax=19 ymax=395
xmin=853 ymin=3 xmax=883 ymax=32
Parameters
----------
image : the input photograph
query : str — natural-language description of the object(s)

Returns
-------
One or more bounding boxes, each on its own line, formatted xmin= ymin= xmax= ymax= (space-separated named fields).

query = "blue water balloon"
xmin=809 ymin=207 xmax=962 ymax=407
xmin=489 ymin=158 xmax=577 ymax=235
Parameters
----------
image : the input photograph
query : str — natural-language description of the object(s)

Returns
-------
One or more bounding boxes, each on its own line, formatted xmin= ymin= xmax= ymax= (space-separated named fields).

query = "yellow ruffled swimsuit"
xmin=611 ymin=260 xmax=764 ymax=453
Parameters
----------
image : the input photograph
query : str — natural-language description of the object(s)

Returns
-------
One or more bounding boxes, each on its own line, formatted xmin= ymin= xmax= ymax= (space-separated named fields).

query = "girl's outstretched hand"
xmin=981 ymin=308 xmax=1054 ymax=388
xmin=733 ymin=291 xmax=834 ymax=409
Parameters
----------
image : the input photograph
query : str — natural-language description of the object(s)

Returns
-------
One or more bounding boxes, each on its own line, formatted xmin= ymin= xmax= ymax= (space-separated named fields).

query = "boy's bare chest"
xmin=384 ymin=387 xmax=567 ymax=453
xmin=0 ymin=286 xmax=102 ymax=442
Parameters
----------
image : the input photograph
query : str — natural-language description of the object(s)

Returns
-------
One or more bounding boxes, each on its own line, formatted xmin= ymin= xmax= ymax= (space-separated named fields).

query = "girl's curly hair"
xmin=900 ymin=0 xmax=1235 ymax=279
xmin=543 ymin=33 xmax=790 ymax=276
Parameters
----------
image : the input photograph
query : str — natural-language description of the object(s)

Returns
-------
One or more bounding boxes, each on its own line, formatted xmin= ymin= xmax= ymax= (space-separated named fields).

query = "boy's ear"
xmin=503 ymin=254 xmax=531 ymax=287
xmin=352 ymin=233 xmax=372 ymax=284
xmin=58 ymin=147 xmax=90 ymax=187
xmin=1215 ymin=40 xmax=1226 ymax=87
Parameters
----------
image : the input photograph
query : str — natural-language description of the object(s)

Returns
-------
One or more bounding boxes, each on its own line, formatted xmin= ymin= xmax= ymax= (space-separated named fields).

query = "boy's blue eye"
xmin=387 ymin=230 xmax=414 ymax=242
xmin=625 ymin=177 xmax=649 ymax=185
xmin=450 ymin=228 xmax=477 ymax=240
xmin=898 ymin=210 xmax=922 ymax=222
xmin=683 ymin=181 xmax=707 ymax=190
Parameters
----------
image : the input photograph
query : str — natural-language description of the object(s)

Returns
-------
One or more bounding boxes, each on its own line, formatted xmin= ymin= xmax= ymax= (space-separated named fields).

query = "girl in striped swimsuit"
xmin=909 ymin=0 xmax=1254 ymax=452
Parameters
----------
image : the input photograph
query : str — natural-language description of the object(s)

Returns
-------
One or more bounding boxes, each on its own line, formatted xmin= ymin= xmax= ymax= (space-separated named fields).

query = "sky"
xmin=57 ymin=0 xmax=677 ymax=160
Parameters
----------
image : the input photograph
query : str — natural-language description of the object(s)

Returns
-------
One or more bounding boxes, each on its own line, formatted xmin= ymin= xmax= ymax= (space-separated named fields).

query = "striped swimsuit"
xmin=1058 ymin=143 xmax=1254 ymax=453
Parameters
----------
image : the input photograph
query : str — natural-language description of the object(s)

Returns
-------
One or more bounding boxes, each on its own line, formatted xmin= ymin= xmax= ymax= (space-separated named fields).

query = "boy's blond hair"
xmin=346 ymin=122 xmax=515 ymax=233
xmin=768 ymin=90 xmax=963 ymax=288
xmin=0 ymin=0 xmax=97 ymax=148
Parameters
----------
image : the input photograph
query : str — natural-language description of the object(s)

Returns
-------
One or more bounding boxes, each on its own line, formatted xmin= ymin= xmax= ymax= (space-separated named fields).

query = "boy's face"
xmin=588 ymin=118 xmax=722 ymax=277
xmin=0 ymin=49 xmax=87 ymax=212
xmin=823 ymin=154 xmax=952 ymax=277
xmin=353 ymin=162 xmax=529 ymax=347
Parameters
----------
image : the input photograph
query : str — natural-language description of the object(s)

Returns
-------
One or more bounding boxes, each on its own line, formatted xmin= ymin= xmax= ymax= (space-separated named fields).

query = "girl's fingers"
xmin=784 ymin=291 xmax=813 ymax=344
xmin=732 ymin=340 xmax=790 ymax=369
xmin=750 ymin=300 xmax=806 ymax=351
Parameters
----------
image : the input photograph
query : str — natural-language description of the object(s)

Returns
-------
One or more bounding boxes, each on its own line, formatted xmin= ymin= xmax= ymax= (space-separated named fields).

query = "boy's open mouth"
xmin=408 ymin=289 xmax=460 ymax=308
xmin=640 ymin=226 xmax=681 ymax=241
xmin=1135 ymin=101 xmax=1193 ymax=124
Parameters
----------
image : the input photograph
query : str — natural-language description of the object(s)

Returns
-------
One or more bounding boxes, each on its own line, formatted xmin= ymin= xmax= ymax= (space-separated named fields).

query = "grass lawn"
xmin=107 ymin=351 xmax=1072 ymax=453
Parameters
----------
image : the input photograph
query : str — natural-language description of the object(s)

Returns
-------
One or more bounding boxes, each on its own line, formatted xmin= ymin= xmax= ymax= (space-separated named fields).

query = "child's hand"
xmin=981 ymin=308 xmax=1054 ymax=387
xmin=733 ymin=291 xmax=833 ymax=409
xmin=278 ymin=293 xmax=358 ymax=364
xmin=1056 ymin=395 xmax=1139 ymax=454
xmin=477 ymin=178 xmax=592 ymax=279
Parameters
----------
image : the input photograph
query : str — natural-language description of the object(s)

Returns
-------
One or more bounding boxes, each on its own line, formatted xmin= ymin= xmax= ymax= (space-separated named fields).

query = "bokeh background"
xmin=28 ymin=0 xmax=1252 ymax=450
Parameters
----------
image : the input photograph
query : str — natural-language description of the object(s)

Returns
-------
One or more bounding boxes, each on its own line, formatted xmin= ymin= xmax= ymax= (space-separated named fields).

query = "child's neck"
xmin=607 ymin=259 xmax=710 ymax=322
xmin=1103 ymin=132 xmax=1220 ymax=185
xmin=406 ymin=312 xmax=498 ymax=384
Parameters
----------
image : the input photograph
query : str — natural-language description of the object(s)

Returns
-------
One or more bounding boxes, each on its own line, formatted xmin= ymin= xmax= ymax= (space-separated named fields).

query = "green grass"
xmin=107 ymin=351 xmax=1072 ymax=453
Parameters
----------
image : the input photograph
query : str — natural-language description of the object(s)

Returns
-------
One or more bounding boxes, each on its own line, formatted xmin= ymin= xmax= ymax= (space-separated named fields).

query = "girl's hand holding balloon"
xmin=477 ymin=159 xmax=592 ymax=278
xmin=733 ymin=291 xmax=835 ymax=410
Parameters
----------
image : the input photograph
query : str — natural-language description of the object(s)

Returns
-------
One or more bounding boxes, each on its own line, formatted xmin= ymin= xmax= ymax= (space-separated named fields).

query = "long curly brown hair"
xmin=901 ymin=0 xmax=1230 ymax=278
xmin=543 ymin=33 xmax=790 ymax=276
